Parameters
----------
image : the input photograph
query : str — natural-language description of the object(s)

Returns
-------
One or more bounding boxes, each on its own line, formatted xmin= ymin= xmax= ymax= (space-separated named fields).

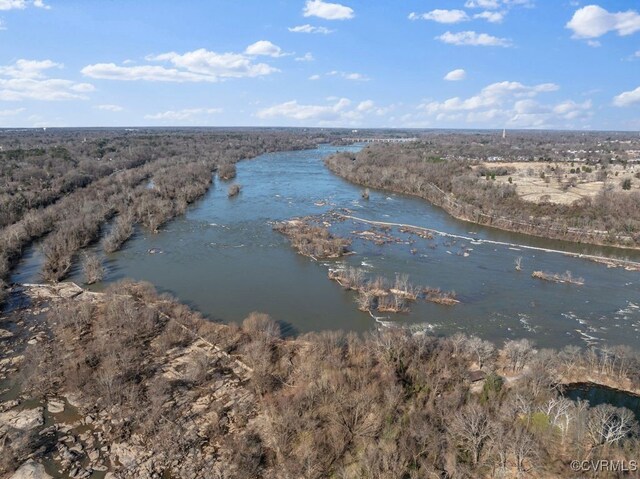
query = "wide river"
xmin=11 ymin=144 xmax=640 ymax=349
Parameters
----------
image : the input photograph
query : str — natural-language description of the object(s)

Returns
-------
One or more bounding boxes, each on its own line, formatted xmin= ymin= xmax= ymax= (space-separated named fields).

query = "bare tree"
xmin=82 ymin=252 xmax=104 ymax=284
xmin=514 ymin=256 xmax=522 ymax=271
xmin=466 ymin=336 xmax=496 ymax=370
xmin=356 ymin=290 xmax=374 ymax=312
xmin=242 ymin=312 xmax=280 ymax=342
xmin=449 ymin=404 xmax=494 ymax=466
xmin=539 ymin=397 xmax=574 ymax=440
xmin=502 ymin=339 xmax=535 ymax=372
xmin=587 ymin=404 xmax=638 ymax=447
xmin=450 ymin=332 xmax=468 ymax=357
xmin=510 ymin=426 xmax=537 ymax=476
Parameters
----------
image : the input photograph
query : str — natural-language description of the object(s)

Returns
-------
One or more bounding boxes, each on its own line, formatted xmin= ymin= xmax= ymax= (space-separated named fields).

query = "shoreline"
xmin=325 ymin=161 xmax=640 ymax=253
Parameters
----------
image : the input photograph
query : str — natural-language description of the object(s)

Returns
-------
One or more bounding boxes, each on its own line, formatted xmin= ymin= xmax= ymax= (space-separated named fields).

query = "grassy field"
xmin=481 ymin=161 xmax=640 ymax=205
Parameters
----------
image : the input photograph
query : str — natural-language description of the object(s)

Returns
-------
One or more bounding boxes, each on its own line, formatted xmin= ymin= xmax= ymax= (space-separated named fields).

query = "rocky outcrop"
xmin=0 ymin=407 xmax=44 ymax=430
xmin=9 ymin=460 xmax=52 ymax=479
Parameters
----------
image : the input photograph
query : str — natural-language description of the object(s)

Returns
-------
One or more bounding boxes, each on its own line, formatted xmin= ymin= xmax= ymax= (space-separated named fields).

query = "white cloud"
xmin=96 ymin=104 xmax=123 ymax=112
xmin=415 ymin=80 xmax=589 ymax=128
xmin=587 ymin=39 xmax=601 ymax=47
xmin=465 ymin=0 xmax=533 ymax=9
xmin=613 ymin=86 xmax=640 ymax=107
xmin=0 ymin=19 xmax=6 ymax=30
xmin=144 ymin=108 xmax=223 ymax=121
xmin=503 ymin=0 xmax=534 ymax=7
xmin=566 ymin=5 xmax=640 ymax=39
xmin=356 ymin=100 xmax=374 ymax=112
xmin=465 ymin=0 xmax=500 ymax=8
xmin=409 ymin=9 xmax=469 ymax=24
xmin=295 ymin=52 xmax=314 ymax=62
xmin=303 ymin=0 xmax=354 ymax=20
xmin=444 ymin=69 xmax=466 ymax=81
xmin=474 ymin=11 xmax=505 ymax=23
xmin=326 ymin=70 xmax=369 ymax=81
xmin=0 ymin=59 xmax=94 ymax=101
xmin=344 ymin=72 xmax=368 ymax=81
xmin=0 ymin=0 xmax=49 ymax=9
xmin=0 ymin=59 xmax=61 ymax=78
xmin=0 ymin=0 xmax=26 ymax=9
xmin=83 ymin=47 xmax=279 ymax=83
xmin=552 ymin=99 xmax=592 ymax=119
xmin=635 ymin=50 xmax=640 ymax=57
xmin=256 ymin=97 xmax=388 ymax=125
xmin=82 ymin=64 xmax=211 ymax=82
xmin=257 ymin=98 xmax=352 ymax=121
xmin=308 ymin=74 xmax=321 ymax=80
xmin=422 ymin=81 xmax=558 ymax=114
xmin=436 ymin=31 xmax=511 ymax=47
xmin=288 ymin=24 xmax=334 ymax=34
xmin=245 ymin=40 xmax=286 ymax=58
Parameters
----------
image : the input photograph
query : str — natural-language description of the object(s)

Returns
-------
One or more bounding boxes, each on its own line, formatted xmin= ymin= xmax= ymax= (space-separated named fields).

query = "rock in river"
xmin=47 ymin=398 xmax=65 ymax=414
xmin=0 ymin=407 xmax=44 ymax=430
xmin=0 ymin=328 xmax=14 ymax=340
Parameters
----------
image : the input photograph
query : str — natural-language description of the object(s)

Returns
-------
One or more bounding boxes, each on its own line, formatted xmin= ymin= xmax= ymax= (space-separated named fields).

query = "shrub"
xmin=218 ymin=162 xmax=237 ymax=180
xmin=228 ymin=184 xmax=241 ymax=197
xmin=82 ymin=253 xmax=104 ymax=284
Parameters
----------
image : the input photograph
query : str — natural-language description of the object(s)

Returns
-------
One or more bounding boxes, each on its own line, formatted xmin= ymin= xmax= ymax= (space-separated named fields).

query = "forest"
xmin=1 ymin=281 xmax=638 ymax=478
xmin=0 ymin=128 xmax=319 ymax=289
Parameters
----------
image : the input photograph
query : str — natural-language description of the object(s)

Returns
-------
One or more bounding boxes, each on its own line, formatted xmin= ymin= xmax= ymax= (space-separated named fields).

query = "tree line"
xmin=325 ymin=143 xmax=640 ymax=248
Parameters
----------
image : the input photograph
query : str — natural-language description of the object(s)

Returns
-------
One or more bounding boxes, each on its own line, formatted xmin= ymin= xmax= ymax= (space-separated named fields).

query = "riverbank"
xmin=325 ymin=147 xmax=640 ymax=251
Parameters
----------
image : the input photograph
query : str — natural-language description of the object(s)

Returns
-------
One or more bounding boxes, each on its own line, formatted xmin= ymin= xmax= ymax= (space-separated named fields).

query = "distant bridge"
xmin=342 ymin=137 xmax=419 ymax=144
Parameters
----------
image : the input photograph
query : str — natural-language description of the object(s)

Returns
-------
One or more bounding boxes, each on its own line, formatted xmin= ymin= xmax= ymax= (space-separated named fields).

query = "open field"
xmin=484 ymin=161 xmax=640 ymax=205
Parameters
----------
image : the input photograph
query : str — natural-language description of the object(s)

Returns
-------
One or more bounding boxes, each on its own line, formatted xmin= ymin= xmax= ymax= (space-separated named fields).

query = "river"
xmin=10 ymin=144 xmax=640 ymax=349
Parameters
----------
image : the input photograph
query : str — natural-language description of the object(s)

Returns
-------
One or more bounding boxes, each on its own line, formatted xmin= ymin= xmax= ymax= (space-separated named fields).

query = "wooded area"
xmin=0 ymin=129 xmax=318 ymax=285
xmin=325 ymin=138 xmax=640 ymax=248
xmin=2 ymin=281 xmax=638 ymax=478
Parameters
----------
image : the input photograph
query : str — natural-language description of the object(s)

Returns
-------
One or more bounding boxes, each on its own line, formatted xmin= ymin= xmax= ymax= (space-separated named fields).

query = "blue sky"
xmin=0 ymin=0 xmax=639 ymax=129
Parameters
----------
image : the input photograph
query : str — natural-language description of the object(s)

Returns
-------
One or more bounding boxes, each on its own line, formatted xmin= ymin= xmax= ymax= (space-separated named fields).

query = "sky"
xmin=0 ymin=0 xmax=639 ymax=130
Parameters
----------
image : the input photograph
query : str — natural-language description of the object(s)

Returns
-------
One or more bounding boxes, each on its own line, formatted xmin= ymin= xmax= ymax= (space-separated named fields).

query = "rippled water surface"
xmin=12 ymin=144 xmax=640 ymax=348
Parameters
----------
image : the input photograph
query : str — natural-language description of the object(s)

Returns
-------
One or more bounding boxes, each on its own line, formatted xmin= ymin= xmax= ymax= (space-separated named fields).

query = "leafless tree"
xmin=82 ymin=252 xmax=105 ymax=284
xmin=449 ymin=403 xmax=494 ymax=466
xmin=466 ymin=336 xmax=496 ymax=369
xmin=503 ymin=339 xmax=535 ymax=372
xmin=587 ymin=404 xmax=638 ymax=447
xmin=514 ymin=256 xmax=522 ymax=271
xmin=510 ymin=426 xmax=537 ymax=476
